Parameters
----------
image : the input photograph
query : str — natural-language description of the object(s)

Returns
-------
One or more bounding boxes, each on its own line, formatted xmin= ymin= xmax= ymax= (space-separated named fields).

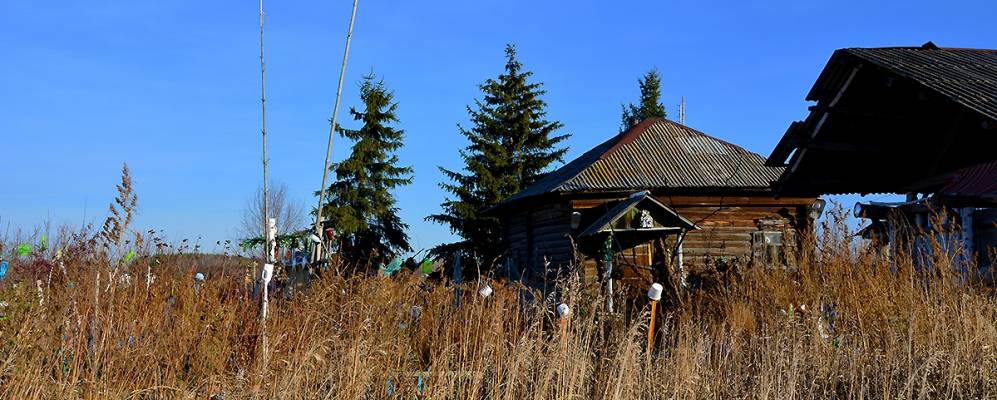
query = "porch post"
xmin=604 ymin=235 xmax=614 ymax=313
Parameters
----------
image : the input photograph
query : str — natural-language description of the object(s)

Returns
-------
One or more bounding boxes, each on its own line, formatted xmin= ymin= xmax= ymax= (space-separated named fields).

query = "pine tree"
xmin=621 ymin=69 xmax=667 ymax=130
xmin=428 ymin=44 xmax=569 ymax=269
xmin=322 ymin=73 xmax=413 ymax=266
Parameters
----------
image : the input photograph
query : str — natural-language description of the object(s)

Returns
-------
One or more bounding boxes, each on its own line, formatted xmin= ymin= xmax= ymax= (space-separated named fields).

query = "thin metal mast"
xmin=679 ymin=96 xmax=686 ymax=125
xmin=259 ymin=0 xmax=271 ymax=264
xmin=257 ymin=0 xmax=273 ymax=376
xmin=312 ymin=0 xmax=359 ymax=261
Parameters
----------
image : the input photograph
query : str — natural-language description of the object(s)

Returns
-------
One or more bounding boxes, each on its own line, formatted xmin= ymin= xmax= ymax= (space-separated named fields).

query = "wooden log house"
xmin=490 ymin=118 xmax=820 ymax=292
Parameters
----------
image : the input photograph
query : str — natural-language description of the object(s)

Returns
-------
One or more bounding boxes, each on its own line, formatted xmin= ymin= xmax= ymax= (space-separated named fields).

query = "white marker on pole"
xmin=261 ymin=263 xmax=274 ymax=319
xmin=647 ymin=283 xmax=663 ymax=301
xmin=478 ymin=284 xmax=493 ymax=298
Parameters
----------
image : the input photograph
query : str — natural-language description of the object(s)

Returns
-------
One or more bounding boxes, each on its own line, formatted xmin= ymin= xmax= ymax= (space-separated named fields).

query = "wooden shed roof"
xmin=499 ymin=118 xmax=783 ymax=206
xmin=815 ymin=44 xmax=997 ymax=122
xmin=578 ymin=191 xmax=697 ymax=238
xmin=767 ymin=42 xmax=997 ymax=196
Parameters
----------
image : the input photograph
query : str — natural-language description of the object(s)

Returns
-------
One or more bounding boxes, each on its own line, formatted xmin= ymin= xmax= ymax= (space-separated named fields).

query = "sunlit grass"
xmin=1 ymin=214 xmax=995 ymax=399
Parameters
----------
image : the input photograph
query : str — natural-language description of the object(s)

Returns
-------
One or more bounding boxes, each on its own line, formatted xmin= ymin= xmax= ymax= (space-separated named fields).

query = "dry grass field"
xmin=2 ymin=209 xmax=996 ymax=400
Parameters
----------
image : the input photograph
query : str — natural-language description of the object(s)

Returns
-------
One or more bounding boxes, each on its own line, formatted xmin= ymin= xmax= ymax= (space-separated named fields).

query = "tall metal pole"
xmin=313 ymin=0 xmax=359 ymax=262
xmin=259 ymin=0 xmax=271 ymax=265
xmin=257 ymin=0 xmax=273 ymax=380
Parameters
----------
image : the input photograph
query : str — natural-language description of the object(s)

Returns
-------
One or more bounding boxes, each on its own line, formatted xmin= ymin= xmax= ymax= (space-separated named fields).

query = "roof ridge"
xmin=846 ymin=45 xmax=997 ymax=52
xmin=660 ymin=118 xmax=761 ymax=157
xmin=599 ymin=118 xmax=662 ymax=161
xmin=623 ymin=118 xmax=766 ymax=160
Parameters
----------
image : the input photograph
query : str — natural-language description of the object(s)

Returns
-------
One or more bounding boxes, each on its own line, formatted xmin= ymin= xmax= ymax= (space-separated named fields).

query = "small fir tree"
xmin=621 ymin=69 xmax=667 ymax=130
xmin=428 ymin=44 xmax=569 ymax=270
xmin=322 ymin=73 xmax=413 ymax=266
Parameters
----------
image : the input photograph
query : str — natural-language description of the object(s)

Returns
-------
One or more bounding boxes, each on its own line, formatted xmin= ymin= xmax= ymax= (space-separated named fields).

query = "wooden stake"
xmin=560 ymin=317 xmax=569 ymax=350
xmin=557 ymin=303 xmax=571 ymax=351
xmin=647 ymin=300 xmax=658 ymax=355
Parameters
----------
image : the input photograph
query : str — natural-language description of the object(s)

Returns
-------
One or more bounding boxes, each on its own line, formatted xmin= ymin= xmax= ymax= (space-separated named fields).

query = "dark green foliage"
xmin=621 ymin=69 xmax=667 ymax=130
xmin=428 ymin=44 xmax=569 ymax=270
xmin=322 ymin=73 xmax=413 ymax=265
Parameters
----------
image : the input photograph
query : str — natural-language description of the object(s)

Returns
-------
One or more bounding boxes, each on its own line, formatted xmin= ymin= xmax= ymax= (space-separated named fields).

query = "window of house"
xmin=752 ymin=231 xmax=787 ymax=267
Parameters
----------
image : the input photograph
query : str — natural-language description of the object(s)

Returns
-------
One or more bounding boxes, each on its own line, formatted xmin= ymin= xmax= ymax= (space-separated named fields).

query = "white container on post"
xmin=267 ymin=218 xmax=277 ymax=263
xmin=647 ymin=283 xmax=663 ymax=301
xmin=261 ymin=263 xmax=274 ymax=319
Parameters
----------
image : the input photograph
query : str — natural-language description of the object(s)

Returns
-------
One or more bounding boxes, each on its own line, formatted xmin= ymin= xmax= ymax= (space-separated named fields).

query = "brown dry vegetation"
xmin=1 ymin=170 xmax=995 ymax=399
xmin=2 ymin=212 xmax=996 ymax=400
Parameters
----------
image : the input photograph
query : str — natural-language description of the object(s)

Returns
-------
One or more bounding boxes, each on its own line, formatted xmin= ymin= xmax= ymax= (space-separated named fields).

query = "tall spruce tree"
xmin=428 ymin=44 xmax=569 ymax=269
xmin=322 ymin=73 xmax=413 ymax=266
xmin=621 ymin=69 xmax=667 ymax=130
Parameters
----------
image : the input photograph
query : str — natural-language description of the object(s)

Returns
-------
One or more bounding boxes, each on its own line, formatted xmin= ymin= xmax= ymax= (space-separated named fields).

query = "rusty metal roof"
xmin=502 ymin=118 xmax=783 ymax=204
xmin=842 ymin=44 xmax=997 ymax=122
xmin=938 ymin=160 xmax=997 ymax=199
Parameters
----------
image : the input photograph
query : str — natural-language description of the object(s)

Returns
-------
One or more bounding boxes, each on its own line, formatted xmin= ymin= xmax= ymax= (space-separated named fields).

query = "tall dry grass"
xmin=1 ymin=206 xmax=996 ymax=399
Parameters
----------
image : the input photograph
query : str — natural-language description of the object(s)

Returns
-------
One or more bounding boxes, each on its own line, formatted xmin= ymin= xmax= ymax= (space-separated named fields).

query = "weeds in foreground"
xmin=0 ymin=180 xmax=995 ymax=398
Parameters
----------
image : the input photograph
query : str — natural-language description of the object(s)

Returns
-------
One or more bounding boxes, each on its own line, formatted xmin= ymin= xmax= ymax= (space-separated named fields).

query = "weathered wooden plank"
xmin=532 ymin=224 xmax=571 ymax=236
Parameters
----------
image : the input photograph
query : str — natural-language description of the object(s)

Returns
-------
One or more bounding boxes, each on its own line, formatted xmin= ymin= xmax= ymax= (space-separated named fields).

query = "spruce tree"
xmin=322 ymin=73 xmax=413 ymax=266
xmin=621 ymin=69 xmax=667 ymax=130
xmin=428 ymin=44 xmax=569 ymax=269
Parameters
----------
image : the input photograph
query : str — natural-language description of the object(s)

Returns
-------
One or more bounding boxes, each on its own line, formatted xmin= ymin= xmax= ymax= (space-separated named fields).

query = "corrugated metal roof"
xmin=845 ymin=45 xmax=997 ymax=122
xmin=503 ymin=118 xmax=784 ymax=204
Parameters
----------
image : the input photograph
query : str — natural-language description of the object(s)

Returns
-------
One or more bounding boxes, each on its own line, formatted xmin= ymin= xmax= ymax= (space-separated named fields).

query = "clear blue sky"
xmin=2 ymin=0 xmax=994 ymax=250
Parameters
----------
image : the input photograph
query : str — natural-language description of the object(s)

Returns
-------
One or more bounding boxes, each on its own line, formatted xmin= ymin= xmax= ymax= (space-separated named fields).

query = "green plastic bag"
xmin=419 ymin=257 xmax=434 ymax=275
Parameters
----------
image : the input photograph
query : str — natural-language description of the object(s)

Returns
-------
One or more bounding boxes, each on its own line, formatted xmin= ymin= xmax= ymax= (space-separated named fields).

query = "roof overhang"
xmin=578 ymin=191 xmax=698 ymax=238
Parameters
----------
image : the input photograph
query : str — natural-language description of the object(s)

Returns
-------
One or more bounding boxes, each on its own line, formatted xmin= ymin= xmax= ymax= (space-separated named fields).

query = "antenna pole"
xmin=313 ymin=0 xmax=359 ymax=262
xmin=679 ymin=96 xmax=686 ymax=125
xmin=258 ymin=0 xmax=271 ymax=266
xmin=257 ymin=0 xmax=273 ymax=381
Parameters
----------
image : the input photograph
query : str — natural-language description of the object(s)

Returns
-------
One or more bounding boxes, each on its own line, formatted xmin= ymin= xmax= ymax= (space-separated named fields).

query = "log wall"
xmin=503 ymin=194 xmax=816 ymax=288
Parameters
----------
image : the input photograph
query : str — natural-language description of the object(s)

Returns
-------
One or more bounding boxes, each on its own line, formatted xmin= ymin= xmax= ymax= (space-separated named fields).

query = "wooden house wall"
xmin=974 ymin=208 xmax=997 ymax=279
xmin=571 ymin=195 xmax=815 ymax=271
xmin=502 ymin=202 xmax=575 ymax=284
xmin=503 ymin=194 xmax=815 ymax=289
xmin=504 ymin=209 xmax=530 ymax=277
xmin=662 ymin=196 xmax=813 ymax=268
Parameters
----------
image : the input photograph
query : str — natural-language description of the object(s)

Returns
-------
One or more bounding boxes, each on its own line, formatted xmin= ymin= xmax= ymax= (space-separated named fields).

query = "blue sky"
xmin=2 ymin=0 xmax=994 ymax=251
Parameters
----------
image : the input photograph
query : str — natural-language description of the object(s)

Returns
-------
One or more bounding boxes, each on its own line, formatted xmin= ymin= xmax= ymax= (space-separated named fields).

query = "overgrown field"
xmin=1 ymin=217 xmax=996 ymax=399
